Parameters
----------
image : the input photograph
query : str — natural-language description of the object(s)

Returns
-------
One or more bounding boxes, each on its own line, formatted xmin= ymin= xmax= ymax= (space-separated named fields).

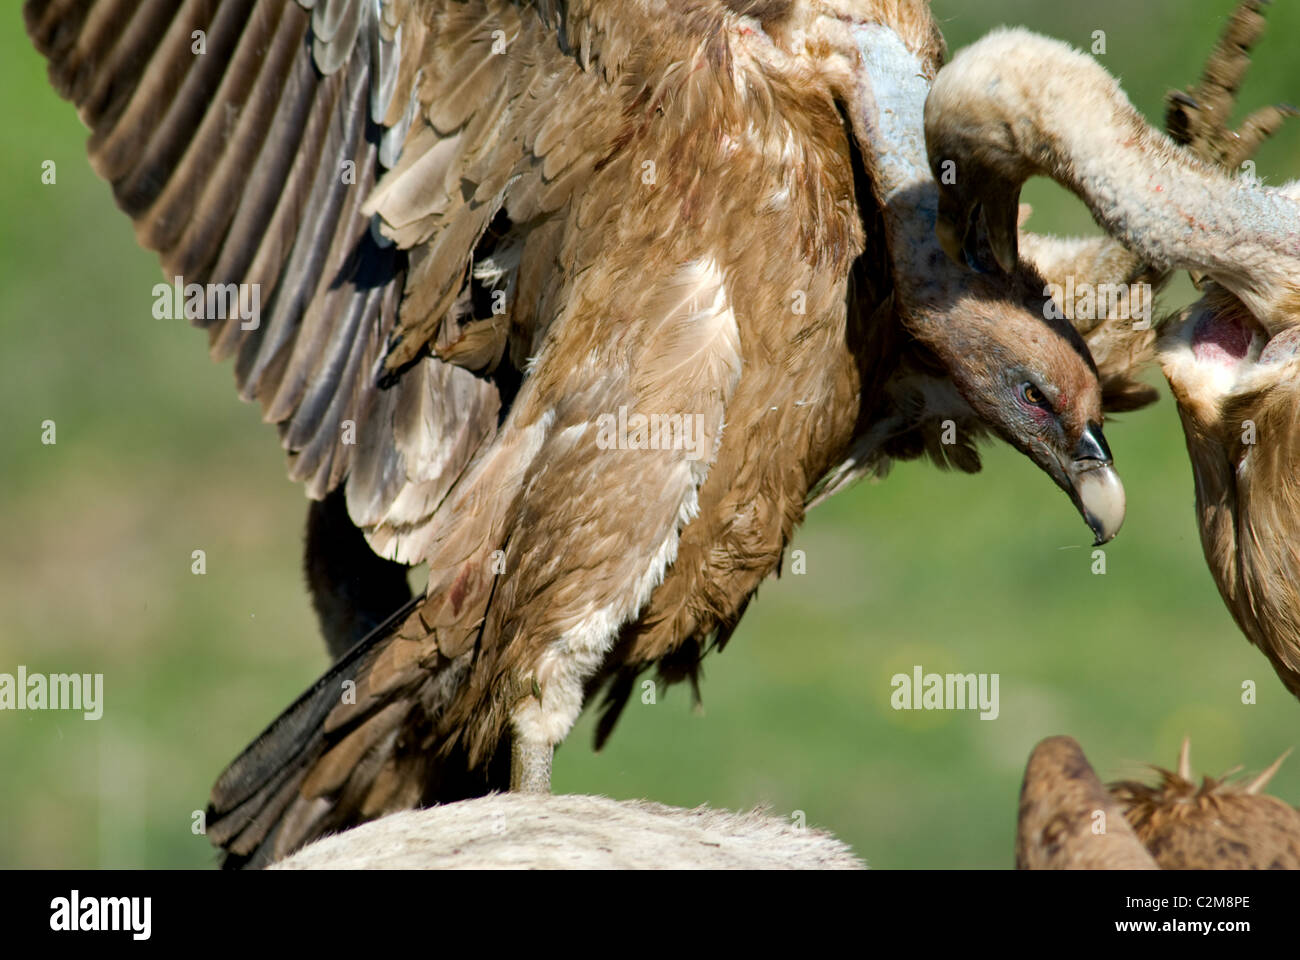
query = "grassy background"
xmin=2 ymin=0 xmax=1299 ymax=869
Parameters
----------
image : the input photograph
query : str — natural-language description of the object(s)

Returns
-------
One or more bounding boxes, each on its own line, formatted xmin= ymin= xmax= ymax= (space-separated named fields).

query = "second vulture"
xmin=925 ymin=0 xmax=1300 ymax=700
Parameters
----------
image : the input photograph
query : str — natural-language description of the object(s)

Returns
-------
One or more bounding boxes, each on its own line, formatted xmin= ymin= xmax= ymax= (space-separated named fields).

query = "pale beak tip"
xmin=1090 ymin=527 xmax=1117 ymax=548
xmin=1076 ymin=465 xmax=1126 ymax=546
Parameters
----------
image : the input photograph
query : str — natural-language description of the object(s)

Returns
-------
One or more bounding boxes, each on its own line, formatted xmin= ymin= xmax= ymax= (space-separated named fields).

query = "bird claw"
xmin=1164 ymin=0 xmax=1291 ymax=169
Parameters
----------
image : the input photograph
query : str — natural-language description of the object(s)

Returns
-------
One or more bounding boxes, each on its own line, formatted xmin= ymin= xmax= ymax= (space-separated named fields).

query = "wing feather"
xmin=25 ymin=0 xmax=562 ymax=522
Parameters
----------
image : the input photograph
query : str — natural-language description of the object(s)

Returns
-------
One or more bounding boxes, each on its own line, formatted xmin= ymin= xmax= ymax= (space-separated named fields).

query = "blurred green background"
xmin=3 ymin=0 xmax=1299 ymax=869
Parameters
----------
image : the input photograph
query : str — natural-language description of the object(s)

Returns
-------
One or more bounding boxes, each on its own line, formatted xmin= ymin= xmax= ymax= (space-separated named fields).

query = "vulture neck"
xmin=1010 ymin=39 xmax=1300 ymax=334
xmin=850 ymin=24 xmax=942 ymax=256
xmin=847 ymin=25 xmax=1001 ymax=354
xmin=850 ymin=25 xmax=934 ymax=231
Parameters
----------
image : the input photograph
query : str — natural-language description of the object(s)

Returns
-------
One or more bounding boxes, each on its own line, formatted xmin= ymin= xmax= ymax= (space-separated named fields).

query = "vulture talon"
xmin=1224 ymin=102 xmax=1299 ymax=170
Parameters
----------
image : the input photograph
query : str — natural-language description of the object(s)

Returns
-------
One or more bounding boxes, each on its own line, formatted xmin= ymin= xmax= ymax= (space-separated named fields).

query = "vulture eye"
xmin=1020 ymin=382 xmax=1050 ymax=409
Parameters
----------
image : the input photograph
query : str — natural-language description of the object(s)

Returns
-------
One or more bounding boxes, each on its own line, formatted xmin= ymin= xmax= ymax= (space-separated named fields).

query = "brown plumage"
xmin=1111 ymin=738 xmax=1300 ymax=869
xmin=1015 ymin=736 xmax=1158 ymax=870
xmin=27 ymin=0 xmax=1137 ymax=866
xmin=923 ymin=0 xmax=1300 ymax=700
xmin=1017 ymin=735 xmax=1300 ymax=870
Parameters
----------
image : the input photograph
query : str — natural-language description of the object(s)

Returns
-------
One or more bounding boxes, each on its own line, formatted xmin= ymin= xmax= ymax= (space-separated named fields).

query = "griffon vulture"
xmin=924 ymin=0 xmax=1300 ymax=699
xmin=25 ymin=0 xmax=1143 ymax=866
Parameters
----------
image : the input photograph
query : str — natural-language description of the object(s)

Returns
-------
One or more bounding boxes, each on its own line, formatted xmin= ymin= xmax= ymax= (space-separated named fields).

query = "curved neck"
xmin=847 ymin=25 xmax=974 ymax=320
xmin=1019 ymin=40 xmax=1300 ymax=329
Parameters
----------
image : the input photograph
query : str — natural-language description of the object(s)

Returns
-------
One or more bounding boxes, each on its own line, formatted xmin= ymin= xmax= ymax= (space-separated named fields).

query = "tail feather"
xmin=209 ymin=505 xmax=528 ymax=866
xmin=211 ymin=594 xmax=420 ymax=806
xmin=207 ymin=594 xmax=437 ymax=868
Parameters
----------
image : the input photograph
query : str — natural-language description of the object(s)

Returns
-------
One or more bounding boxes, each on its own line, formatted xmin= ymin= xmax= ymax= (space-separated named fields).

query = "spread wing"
xmin=30 ymin=0 xmax=770 ymax=862
xmin=24 ymin=0 xmax=609 ymax=560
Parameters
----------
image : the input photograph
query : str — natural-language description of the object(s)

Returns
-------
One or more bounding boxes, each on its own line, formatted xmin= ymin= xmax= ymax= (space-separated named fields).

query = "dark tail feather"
xmin=593 ymin=668 xmax=638 ymax=752
xmin=207 ymin=594 xmax=424 ymax=869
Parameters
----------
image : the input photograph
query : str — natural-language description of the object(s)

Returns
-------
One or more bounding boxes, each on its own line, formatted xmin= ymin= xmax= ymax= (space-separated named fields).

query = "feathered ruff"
xmin=1109 ymin=738 xmax=1300 ymax=869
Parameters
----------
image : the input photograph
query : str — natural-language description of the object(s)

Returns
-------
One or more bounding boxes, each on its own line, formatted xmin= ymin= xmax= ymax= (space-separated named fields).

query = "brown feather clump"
xmin=1015 ymin=736 xmax=1158 ymax=869
xmin=1110 ymin=739 xmax=1300 ymax=870
xmin=1017 ymin=735 xmax=1300 ymax=869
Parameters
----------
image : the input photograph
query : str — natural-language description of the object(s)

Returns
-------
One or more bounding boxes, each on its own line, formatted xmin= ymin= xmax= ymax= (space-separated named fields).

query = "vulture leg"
xmin=1164 ymin=0 xmax=1296 ymax=171
xmin=1164 ymin=0 xmax=1296 ymax=286
xmin=510 ymin=738 xmax=553 ymax=794
xmin=304 ymin=488 xmax=413 ymax=661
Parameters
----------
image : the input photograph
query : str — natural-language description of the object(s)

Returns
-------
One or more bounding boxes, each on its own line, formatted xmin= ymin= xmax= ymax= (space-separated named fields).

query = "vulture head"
xmin=766 ymin=0 xmax=1128 ymax=542
xmin=922 ymin=10 xmax=1300 ymax=694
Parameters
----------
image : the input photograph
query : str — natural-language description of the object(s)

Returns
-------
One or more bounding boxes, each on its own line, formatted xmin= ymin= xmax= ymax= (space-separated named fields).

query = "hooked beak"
xmin=1061 ymin=421 xmax=1126 ymax=545
xmin=934 ymin=177 xmax=1022 ymax=274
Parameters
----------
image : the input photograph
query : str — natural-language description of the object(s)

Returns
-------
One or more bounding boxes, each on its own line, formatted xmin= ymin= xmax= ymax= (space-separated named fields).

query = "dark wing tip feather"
xmin=23 ymin=0 xmax=466 ymax=513
xmin=206 ymin=592 xmax=424 ymax=866
xmin=592 ymin=668 xmax=638 ymax=751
